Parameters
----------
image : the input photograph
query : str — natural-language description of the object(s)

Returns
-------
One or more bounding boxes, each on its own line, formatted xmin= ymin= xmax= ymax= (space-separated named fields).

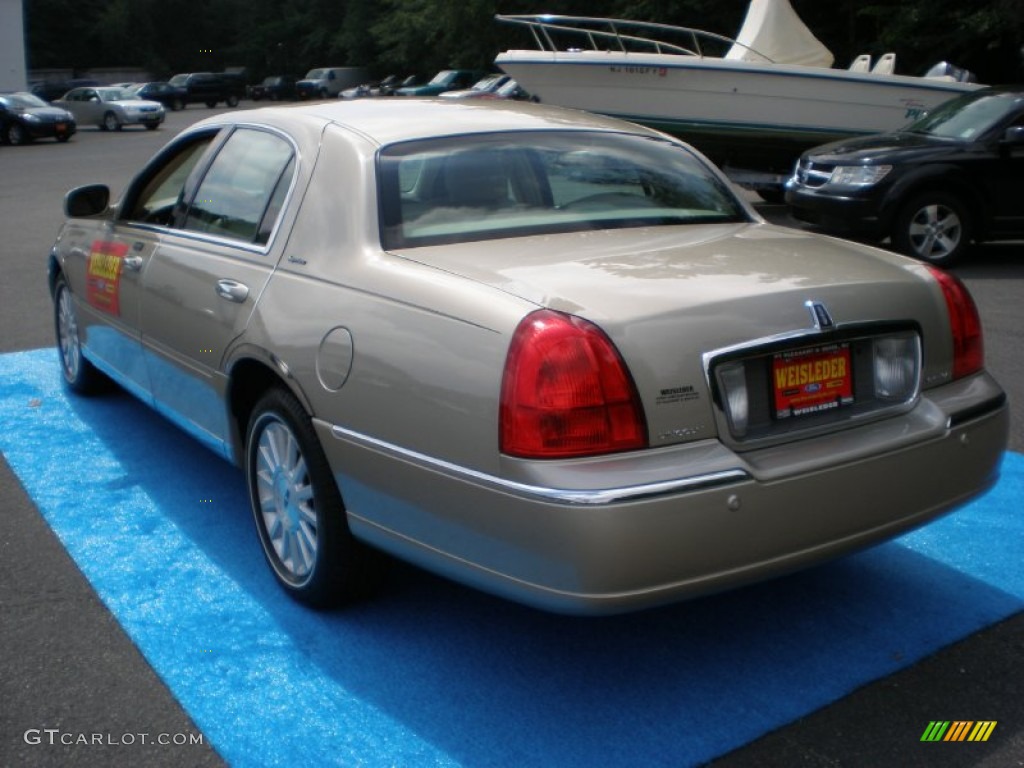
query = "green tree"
xmin=24 ymin=0 xmax=1021 ymax=84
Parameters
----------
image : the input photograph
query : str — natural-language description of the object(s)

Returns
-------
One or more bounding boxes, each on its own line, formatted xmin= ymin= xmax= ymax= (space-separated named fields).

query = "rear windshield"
xmin=377 ymin=131 xmax=747 ymax=249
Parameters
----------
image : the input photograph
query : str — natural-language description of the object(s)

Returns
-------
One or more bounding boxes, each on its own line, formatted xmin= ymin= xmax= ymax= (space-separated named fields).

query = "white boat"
xmin=495 ymin=0 xmax=981 ymax=195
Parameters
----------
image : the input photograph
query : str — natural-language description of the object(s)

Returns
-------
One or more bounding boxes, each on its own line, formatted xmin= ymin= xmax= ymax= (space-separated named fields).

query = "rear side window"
xmin=378 ymin=131 xmax=747 ymax=249
xmin=183 ymin=128 xmax=295 ymax=245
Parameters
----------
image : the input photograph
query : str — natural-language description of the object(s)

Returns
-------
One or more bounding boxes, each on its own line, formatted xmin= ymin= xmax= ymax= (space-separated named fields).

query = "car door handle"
xmin=216 ymin=279 xmax=249 ymax=303
xmin=123 ymin=256 xmax=145 ymax=271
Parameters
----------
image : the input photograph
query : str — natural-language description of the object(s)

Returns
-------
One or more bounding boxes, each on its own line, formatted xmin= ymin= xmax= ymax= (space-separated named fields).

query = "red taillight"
xmin=500 ymin=310 xmax=647 ymax=459
xmin=926 ymin=266 xmax=984 ymax=380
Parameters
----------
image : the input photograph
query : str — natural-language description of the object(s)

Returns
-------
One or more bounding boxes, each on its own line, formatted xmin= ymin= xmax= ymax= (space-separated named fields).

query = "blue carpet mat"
xmin=1 ymin=347 xmax=1022 ymax=767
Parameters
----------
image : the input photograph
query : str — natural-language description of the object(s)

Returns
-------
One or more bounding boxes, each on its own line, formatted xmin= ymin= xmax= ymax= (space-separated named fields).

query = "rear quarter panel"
xmin=243 ymin=122 xmax=534 ymax=475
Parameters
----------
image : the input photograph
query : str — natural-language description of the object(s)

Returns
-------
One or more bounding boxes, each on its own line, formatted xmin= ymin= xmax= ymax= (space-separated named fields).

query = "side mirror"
xmin=1002 ymin=126 xmax=1024 ymax=146
xmin=64 ymin=184 xmax=110 ymax=217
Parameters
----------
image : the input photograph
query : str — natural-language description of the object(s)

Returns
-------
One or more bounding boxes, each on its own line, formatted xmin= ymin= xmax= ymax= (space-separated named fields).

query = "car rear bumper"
xmin=321 ymin=373 xmax=1008 ymax=615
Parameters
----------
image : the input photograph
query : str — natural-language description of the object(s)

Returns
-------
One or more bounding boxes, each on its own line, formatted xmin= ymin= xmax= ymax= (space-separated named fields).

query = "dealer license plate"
xmin=772 ymin=343 xmax=853 ymax=419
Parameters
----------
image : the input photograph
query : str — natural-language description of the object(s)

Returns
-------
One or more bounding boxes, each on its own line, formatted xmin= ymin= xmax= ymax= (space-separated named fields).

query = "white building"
xmin=1 ymin=0 xmax=28 ymax=91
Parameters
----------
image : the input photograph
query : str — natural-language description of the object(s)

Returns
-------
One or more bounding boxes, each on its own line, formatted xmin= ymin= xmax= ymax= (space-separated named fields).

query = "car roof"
xmin=219 ymin=98 xmax=662 ymax=147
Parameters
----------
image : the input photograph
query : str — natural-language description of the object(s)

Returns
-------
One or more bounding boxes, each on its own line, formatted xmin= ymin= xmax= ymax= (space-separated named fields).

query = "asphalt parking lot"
xmin=1 ymin=103 xmax=1022 ymax=767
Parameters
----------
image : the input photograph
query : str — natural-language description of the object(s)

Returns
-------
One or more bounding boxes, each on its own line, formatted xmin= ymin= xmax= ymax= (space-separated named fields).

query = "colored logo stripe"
xmin=945 ymin=721 xmax=973 ymax=741
xmin=968 ymin=721 xmax=998 ymax=742
xmin=921 ymin=721 xmax=949 ymax=741
xmin=921 ymin=721 xmax=997 ymax=742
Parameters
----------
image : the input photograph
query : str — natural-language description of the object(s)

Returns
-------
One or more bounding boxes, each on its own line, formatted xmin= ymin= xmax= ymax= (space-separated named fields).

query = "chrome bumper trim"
xmin=330 ymin=425 xmax=748 ymax=505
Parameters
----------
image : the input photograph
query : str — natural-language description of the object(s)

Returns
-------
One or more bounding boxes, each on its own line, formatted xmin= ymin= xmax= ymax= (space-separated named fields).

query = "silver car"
xmin=48 ymin=99 xmax=1008 ymax=614
xmin=55 ymin=86 xmax=165 ymax=131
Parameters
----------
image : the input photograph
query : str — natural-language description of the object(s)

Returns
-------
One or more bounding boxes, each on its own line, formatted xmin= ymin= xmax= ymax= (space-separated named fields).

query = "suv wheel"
xmin=226 ymin=94 xmax=239 ymax=107
xmin=892 ymin=192 xmax=972 ymax=266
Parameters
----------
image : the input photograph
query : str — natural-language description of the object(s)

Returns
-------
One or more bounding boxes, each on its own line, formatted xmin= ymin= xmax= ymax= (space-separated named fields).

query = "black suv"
xmin=167 ymin=72 xmax=244 ymax=108
xmin=785 ymin=87 xmax=1024 ymax=265
xmin=248 ymin=75 xmax=297 ymax=101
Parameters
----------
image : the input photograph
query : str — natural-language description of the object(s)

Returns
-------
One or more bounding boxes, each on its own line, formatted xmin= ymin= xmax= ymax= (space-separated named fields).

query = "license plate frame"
xmin=772 ymin=342 xmax=854 ymax=419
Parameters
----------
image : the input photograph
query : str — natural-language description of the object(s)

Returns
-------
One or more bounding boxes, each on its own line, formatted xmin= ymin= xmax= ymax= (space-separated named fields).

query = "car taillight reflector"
xmin=500 ymin=310 xmax=647 ymax=459
xmin=926 ymin=266 xmax=983 ymax=380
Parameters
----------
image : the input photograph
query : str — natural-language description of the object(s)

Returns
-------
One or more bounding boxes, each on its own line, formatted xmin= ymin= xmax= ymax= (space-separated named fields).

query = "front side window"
xmin=378 ymin=131 xmax=747 ymax=249
xmin=183 ymin=128 xmax=294 ymax=244
xmin=122 ymin=134 xmax=219 ymax=225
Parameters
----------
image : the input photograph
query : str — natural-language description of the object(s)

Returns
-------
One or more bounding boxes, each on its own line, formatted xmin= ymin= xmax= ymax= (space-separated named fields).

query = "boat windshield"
xmin=907 ymin=91 xmax=1021 ymax=140
xmin=378 ymin=131 xmax=748 ymax=249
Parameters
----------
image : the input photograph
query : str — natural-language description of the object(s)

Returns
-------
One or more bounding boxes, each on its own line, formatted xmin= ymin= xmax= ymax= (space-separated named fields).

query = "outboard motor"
xmin=924 ymin=61 xmax=978 ymax=83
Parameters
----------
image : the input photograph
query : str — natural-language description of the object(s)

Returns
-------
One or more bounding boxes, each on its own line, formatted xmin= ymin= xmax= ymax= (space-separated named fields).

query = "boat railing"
xmin=495 ymin=14 xmax=773 ymax=62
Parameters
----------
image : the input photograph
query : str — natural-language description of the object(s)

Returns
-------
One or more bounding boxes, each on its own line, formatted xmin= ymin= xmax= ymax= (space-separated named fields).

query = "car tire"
xmin=245 ymin=387 xmax=377 ymax=607
xmin=53 ymin=274 xmax=105 ymax=394
xmin=226 ymin=95 xmax=239 ymax=107
xmin=101 ymin=111 xmax=120 ymax=131
xmin=205 ymin=100 xmax=217 ymax=108
xmin=144 ymin=123 xmax=159 ymax=131
xmin=6 ymin=122 xmax=29 ymax=145
xmin=892 ymin=192 xmax=972 ymax=267
xmin=56 ymin=134 xmax=71 ymax=143
xmin=171 ymin=98 xmax=183 ymax=111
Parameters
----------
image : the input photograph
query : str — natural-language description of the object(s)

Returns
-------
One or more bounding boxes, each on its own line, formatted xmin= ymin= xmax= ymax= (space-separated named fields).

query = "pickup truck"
xmin=167 ymin=72 xmax=244 ymax=108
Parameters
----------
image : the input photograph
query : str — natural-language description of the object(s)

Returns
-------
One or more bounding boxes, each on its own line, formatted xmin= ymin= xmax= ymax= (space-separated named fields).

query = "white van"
xmin=295 ymin=67 xmax=369 ymax=99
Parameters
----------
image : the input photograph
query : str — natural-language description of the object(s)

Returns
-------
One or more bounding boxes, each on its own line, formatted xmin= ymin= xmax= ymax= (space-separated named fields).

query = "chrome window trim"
xmin=330 ymin=424 xmax=748 ymax=505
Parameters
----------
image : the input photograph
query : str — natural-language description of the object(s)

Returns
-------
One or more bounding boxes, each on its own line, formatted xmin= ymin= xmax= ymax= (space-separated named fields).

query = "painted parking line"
xmin=1 ymin=348 xmax=1022 ymax=767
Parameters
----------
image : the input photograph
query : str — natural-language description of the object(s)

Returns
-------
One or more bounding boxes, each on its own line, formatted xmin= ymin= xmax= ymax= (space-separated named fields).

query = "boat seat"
xmin=872 ymin=53 xmax=896 ymax=74
xmin=848 ymin=54 xmax=872 ymax=72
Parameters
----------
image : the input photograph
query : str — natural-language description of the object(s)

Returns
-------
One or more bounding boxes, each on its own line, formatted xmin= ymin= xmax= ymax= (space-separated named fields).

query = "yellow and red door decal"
xmin=85 ymin=240 xmax=129 ymax=316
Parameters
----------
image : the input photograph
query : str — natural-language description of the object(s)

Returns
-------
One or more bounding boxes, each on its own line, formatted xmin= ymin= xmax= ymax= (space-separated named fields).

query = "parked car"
xmin=248 ymin=75 xmax=297 ymax=101
xmin=30 ymin=78 xmax=99 ymax=103
xmin=440 ymin=73 xmax=510 ymax=99
xmin=126 ymin=82 xmax=188 ymax=111
xmin=296 ymin=67 xmax=368 ymax=99
xmin=785 ymin=86 xmax=1024 ymax=266
xmin=55 ymin=87 xmax=165 ymax=131
xmin=395 ymin=69 xmax=485 ymax=96
xmin=340 ymin=74 xmax=400 ymax=100
xmin=49 ymin=99 xmax=1007 ymax=614
xmin=441 ymin=76 xmax=528 ymax=101
xmin=380 ymin=75 xmax=417 ymax=96
xmin=167 ymin=72 xmax=243 ymax=108
xmin=0 ymin=91 xmax=76 ymax=144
